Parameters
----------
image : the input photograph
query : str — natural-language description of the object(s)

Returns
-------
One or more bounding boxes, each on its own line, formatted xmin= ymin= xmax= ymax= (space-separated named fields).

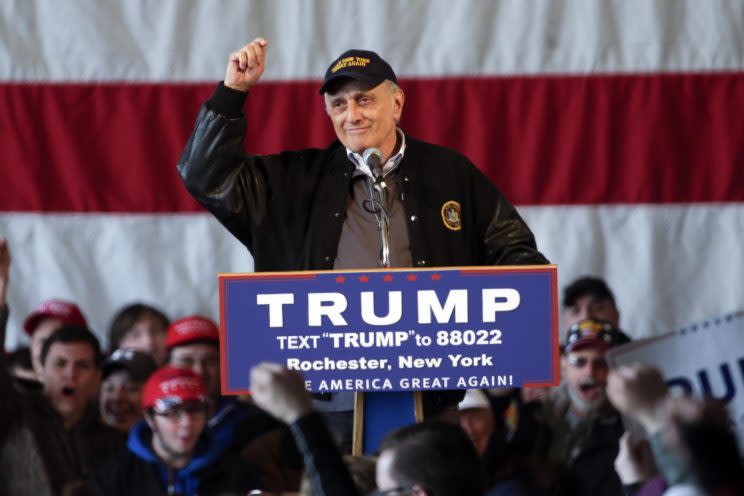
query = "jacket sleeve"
xmin=483 ymin=190 xmax=549 ymax=265
xmin=647 ymin=430 xmax=699 ymax=488
xmin=289 ymin=412 xmax=361 ymax=496
xmin=0 ymin=304 xmax=21 ymax=426
xmin=470 ymin=162 xmax=548 ymax=265
xmin=177 ymin=83 xmax=270 ymax=252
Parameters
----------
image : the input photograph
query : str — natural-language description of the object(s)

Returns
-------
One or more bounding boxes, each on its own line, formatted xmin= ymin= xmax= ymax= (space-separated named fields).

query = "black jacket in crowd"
xmin=87 ymin=447 xmax=259 ymax=496
xmin=0 ymin=305 xmax=124 ymax=495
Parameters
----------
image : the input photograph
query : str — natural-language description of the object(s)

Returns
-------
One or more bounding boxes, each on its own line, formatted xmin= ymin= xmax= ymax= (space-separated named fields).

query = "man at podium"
xmin=178 ymin=37 xmax=548 ymax=449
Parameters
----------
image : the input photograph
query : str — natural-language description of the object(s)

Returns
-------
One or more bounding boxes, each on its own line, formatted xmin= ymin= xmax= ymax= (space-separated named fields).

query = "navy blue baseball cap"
xmin=319 ymin=49 xmax=397 ymax=94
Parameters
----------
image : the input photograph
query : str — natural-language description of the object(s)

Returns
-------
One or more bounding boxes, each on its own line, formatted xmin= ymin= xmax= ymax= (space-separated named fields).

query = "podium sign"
xmin=219 ymin=266 xmax=559 ymax=394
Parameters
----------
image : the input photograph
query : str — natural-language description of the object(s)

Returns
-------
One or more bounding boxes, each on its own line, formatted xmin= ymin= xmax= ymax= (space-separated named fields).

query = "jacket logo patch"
xmin=441 ymin=201 xmax=462 ymax=231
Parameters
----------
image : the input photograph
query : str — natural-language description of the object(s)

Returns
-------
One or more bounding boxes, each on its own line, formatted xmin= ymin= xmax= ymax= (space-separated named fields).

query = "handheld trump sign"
xmin=606 ymin=311 xmax=744 ymax=450
xmin=219 ymin=266 xmax=559 ymax=394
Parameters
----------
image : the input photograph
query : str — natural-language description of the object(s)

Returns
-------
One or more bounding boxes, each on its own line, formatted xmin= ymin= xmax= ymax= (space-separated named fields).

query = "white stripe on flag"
xmin=2 ymin=205 xmax=744 ymax=348
xmin=1 ymin=0 xmax=743 ymax=82
xmin=0 ymin=213 xmax=252 ymax=349
xmin=521 ymin=203 xmax=744 ymax=337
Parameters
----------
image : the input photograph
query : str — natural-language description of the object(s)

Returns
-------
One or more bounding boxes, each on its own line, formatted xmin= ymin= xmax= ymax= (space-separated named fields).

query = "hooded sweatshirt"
xmin=88 ymin=420 xmax=259 ymax=496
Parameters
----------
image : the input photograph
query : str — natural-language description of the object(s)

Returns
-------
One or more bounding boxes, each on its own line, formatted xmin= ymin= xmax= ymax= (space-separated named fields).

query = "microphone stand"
xmin=354 ymin=152 xmax=424 ymax=457
xmin=372 ymin=173 xmax=392 ymax=269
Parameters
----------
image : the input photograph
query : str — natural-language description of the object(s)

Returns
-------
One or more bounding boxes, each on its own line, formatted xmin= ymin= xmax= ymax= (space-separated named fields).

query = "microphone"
xmin=361 ymin=147 xmax=391 ymax=268
xmin=362 ymin=147 xmax=384 ymax=180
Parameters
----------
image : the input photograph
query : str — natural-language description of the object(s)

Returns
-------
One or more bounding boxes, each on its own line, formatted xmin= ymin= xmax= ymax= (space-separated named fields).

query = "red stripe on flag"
xmin=2 ymin=72 xmax=743 ymax=212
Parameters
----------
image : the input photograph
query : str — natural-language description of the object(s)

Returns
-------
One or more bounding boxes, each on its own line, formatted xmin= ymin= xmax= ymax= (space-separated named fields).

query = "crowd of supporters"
xmin=1 ymin=237 xmax=742 ymax=495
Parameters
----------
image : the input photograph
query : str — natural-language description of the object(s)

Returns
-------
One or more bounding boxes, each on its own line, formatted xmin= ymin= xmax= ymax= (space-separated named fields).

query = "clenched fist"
xmin=607 ymin=364 xmax=668 ymax=433
xmin=224 ymin=37 xmax=269 ymax=92
xmin=250 ymin=362 xmax=314 ymax=424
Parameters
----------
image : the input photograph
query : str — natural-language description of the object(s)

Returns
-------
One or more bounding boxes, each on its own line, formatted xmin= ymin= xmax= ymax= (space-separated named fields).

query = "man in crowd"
xmin=1 ymin=239 xmax=62 ymax=495
xmin=250 ymin=362 xmax=486 ymax=496
xmin=563 ymin=276 xmax=621 ymax=329
xmin=458 ymin=389 xmax=495 ymax=455
xmin=562 ymin=275 xmax=631 ymax=348
xmin=178 ymin=37 xmax=548 ymax=444
xmin=377 ymin=422 xmax=485 ymax=496
xmin=108 ymin=303 xmax=170 ymax=365
xmin=99 ymin=348 xmax=157 ymax=432
xmin=39 ymin=325 xmax=126 ymax=471
xmin=165 ymin=316 xmax=222 ymax=408
xmin=88 ymin=366 xmax=260 ymax=495
xmin=164 ymin=313 xmax=295 ymax=492
xmin=24 ymin=298 xmax=89 ymax=379
xmin=535 ymin=319 xmax=625 ymax=495
xmin=0 ymin=322 xmax=120 ymax=493
xmin=164 ymin=315 xmax=280 ymax=451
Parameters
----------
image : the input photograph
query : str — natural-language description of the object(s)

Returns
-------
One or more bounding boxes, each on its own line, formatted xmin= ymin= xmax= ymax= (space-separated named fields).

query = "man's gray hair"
xmin=385 ymin=80 xmax=401 ymax=93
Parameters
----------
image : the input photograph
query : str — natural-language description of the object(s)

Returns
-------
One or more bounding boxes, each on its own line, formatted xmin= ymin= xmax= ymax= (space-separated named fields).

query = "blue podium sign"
xmin=219 ymin=266 xmax=559 ymax=395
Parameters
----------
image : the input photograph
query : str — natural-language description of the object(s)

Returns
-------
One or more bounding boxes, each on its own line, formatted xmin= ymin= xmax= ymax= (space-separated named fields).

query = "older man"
xmin=179 ymin=38 xmax=545 ymax=272
xmin=535 ymin=319 xmax=626 ymax=496
xmin=178 ymin=38 xmax=548 ymax=445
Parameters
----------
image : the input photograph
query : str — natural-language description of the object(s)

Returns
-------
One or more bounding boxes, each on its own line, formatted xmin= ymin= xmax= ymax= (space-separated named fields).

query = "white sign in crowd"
xmin=607 ymin=311 xmax=744 ymax=449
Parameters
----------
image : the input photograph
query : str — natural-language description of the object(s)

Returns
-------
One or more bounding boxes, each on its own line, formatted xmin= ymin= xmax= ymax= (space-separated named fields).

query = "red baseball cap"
xmin=165 ymin=315 xmax=219 ymax=351
xmin=142 ymin=366 xmax=208 ymax=412
xmin=23 ymin=299 xmax=88 ymax=336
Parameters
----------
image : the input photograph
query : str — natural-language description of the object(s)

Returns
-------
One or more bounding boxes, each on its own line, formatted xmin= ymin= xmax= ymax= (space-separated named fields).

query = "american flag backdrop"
xmin=1 ymin=0 xmax=743 ymax=348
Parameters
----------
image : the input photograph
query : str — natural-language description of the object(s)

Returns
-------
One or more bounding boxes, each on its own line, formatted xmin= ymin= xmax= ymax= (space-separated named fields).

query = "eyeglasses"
xmin=567 ymin=354 xmax=608 ymax=370
xmin=369 ymin=486 xmax=415 ymax=496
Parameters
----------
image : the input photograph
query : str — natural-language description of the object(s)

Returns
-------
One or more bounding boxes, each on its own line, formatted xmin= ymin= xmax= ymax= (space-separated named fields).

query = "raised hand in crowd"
xmin=606 ymin=363 xmax=668 ymax=434
xmin=250 ymin=362 xmax=314 ymax=424
xmin=224 ymin=37 xmax=269 ymax=92
xmin=613 ymin=432 xmax=658 ymax=486
xmin=250 ymin=363 xmax=360 ymax=496
xmin=609 ymin=364 xmax=744 ymax=494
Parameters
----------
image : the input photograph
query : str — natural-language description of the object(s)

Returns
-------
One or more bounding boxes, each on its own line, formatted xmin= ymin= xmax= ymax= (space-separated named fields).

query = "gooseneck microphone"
xmin=362 ymin=147 xmax=391 ymax=268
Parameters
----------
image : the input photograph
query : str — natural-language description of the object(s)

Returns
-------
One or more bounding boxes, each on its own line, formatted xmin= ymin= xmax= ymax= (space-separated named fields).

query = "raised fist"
xmin=607 ymin=364 xmax=668 ymax=432
xmin=250 ymin=362 xmax=314 ymax=424
xmin=224 ymin=37 xmax=269 ymax=92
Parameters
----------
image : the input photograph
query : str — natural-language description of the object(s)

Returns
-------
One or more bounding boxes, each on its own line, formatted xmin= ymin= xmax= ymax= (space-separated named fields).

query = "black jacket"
xmin=87 ymin=420 xmax=260 ymax=496
xmin=0 ymin=332 xmax=83 ymax=494
xmin=534 ymin=386 xmax=625 ymax=496
xmin=290 ymin=411 xmax=360 ymax=496
xmin=0 ymin=308 xmax=124 ymax=494
xmin=87 ymin=448 xmax=259 ymax=496
xmin=177 ymin=83 xmax=548 ymax=272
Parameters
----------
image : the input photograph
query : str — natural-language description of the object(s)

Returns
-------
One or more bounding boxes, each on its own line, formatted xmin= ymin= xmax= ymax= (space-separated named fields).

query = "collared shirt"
xmin=345 ymin=128 xmax=406 ymax=179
